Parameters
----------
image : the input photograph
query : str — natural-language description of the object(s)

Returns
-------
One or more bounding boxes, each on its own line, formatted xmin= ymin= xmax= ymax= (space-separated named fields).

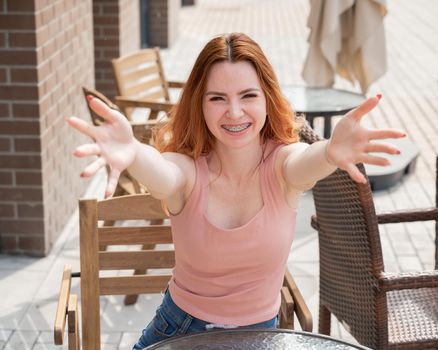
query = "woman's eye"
xmin=243 ymin=94 xmax=257 ymax=99
xmin=209 ymin=96 xmax=224 ymax=101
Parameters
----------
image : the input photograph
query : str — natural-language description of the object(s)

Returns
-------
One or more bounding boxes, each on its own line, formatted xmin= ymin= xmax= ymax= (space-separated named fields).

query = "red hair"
xmin=154 ymin=33 xmax=299 ymax=157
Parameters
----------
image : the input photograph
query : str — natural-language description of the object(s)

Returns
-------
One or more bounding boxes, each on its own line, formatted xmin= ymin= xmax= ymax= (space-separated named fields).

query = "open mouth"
xmin=221 ymin=123 xmax=251 ymax=133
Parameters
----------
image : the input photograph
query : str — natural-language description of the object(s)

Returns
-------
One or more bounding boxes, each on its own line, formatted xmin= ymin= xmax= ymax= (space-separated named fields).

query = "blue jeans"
xmin=132 ymin=289 xmax=278 ymax=349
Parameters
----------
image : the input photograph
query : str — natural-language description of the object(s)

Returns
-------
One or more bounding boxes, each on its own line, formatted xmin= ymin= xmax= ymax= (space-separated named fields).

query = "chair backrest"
xmin=111 ymin=48 xmax=170 ymax=119
xmin=312 ymin=165 xmax=386 ymax=346
xmin=79 ymin=194 xmax=172 ymax=350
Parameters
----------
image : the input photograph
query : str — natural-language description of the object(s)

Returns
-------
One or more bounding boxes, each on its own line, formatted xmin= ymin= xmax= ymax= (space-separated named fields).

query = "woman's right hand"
xmin=66 ymin=95 xmax=138 ymax=197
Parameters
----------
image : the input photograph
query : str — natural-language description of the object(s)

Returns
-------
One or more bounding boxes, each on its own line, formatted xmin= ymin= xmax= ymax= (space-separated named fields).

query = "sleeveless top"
xmin=168 ymin=141 xmax=297 ymax=326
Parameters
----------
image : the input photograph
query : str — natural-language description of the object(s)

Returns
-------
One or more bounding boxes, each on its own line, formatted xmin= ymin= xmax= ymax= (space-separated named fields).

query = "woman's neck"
xmin=207 ymin=139 xmax=265 ymax=183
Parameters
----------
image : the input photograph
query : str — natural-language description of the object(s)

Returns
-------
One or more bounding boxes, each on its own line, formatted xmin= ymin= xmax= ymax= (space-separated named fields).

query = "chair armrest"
xmin=377 ymin=208 xmax=438 ymax=224
xmin=279 ymin=286 xmax=294 ymax=329
xmin=378 ymin=270 xmax=438 ymax=291
xmin=284 ymin=269 xmax=313 ymax=331
xmin=54 ymin=265 xmax=72 ymax=345
xmin=130 ymin=120 xmax=166 ymax=144
xmin=114 ymin=96 xmax=174 ymax=113
xmin=167 ymin=80 xmax=185 ymax=88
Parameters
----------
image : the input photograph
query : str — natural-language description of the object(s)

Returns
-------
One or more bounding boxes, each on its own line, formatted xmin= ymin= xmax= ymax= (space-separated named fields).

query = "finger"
xmin=361 ymin=154 xmax=390 ymax=166
xmin=66 ymin=116 xmax=95 ymax=139
xmin=87 ymin=96 xmax=119 ymax=123
xmin=365 ymin=142 xmax=400 ymax=155
xmin=73 ymin=143 xmax=101 ymax=158
xmin=346 ymin=95 xmax=380 ymax=122
xmin=105 ymin=168 xmax=121 ymax=198
xmin=367 ymin=129 xmax=406 ymax=140
xmin=81 ymin=157 xmax=106 ymax=177
xmin=345 ymin=163 xmax=367 ymax=184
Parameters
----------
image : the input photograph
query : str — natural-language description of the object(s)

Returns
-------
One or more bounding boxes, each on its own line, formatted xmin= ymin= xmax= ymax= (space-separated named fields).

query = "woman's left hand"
xmin=326 ymin=95 xmax=406 ymax=183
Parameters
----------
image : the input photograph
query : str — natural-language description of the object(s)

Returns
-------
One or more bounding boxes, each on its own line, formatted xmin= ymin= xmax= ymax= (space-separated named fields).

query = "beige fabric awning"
xmin=302 ymin=0 xmax=387 ymax=93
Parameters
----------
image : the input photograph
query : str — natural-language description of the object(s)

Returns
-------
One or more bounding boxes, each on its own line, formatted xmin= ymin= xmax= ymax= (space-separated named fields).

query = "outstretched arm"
xmin=282 ymin=95 xmax=405 ymax=189
xmin=67 ymin=96 xmax=186 ymax=199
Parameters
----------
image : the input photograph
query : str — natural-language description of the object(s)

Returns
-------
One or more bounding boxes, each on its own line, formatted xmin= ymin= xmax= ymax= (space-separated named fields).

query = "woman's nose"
xmin=227 ymin=101 xmax=244 ymax=119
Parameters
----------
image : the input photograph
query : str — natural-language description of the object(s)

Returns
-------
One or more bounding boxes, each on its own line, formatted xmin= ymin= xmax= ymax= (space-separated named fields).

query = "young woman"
xmin=67 ymin=33 xmax=404 ymax=348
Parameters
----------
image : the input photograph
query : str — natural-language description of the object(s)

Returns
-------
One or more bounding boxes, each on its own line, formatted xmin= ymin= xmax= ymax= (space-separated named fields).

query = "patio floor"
xmin=1 ymin=0 xmax=437 ymax=349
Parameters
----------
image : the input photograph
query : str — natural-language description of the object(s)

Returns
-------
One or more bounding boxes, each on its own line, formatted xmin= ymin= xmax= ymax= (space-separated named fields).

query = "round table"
xmin=282 ymin=86 xmax=366 ymax=139
xmin=143 ymin=329 xmax=371 ymax=349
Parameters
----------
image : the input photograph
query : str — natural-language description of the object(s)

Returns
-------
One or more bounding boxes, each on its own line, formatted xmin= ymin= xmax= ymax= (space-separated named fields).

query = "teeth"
xmin=222 ymin=123 xmax=251 ymax=132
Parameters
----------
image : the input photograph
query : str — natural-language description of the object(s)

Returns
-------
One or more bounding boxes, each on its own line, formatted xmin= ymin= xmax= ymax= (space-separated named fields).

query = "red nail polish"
xmin=376 ymin=94 xmax=382 ymax=100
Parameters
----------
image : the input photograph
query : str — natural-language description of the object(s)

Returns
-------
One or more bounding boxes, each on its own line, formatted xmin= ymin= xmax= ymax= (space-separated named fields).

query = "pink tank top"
xmin=168 ymin=141 xmax=297 ymax=326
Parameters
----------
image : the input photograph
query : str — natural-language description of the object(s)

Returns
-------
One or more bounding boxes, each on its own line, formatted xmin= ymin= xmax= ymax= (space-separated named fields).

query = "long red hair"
xmin=154 ymin=33 xmax=299 ymax=158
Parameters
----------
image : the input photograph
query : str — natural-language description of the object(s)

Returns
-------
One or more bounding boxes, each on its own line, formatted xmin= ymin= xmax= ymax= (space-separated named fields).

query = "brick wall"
xmin=0 ymin=0 xmax=94 ymax=256
xmin=148 ymin=0 xmax=180 ymax=48
xmin=93 ymin=0 xmax=140 ymax=99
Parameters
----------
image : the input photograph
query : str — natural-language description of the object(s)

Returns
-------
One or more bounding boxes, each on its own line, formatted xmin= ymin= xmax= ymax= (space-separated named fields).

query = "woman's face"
xmin=202 ymin=60 xmax=267 ymax=150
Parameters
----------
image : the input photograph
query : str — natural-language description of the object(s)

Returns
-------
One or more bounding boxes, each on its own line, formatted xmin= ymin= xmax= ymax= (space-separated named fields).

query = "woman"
xmin=67 ymin=33 xmax=404 ymax=348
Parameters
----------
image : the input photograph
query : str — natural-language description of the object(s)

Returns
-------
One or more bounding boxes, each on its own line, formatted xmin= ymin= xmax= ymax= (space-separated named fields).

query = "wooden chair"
xmin=111 ymin=47 xmax=184 ymax=121
xmin=54 ymin=194 xmax=312 ymax=349
xmin=81 ymin=87 xmax=166 ymax=305
xmin=311 ymin=158 xmax=438 ymax=348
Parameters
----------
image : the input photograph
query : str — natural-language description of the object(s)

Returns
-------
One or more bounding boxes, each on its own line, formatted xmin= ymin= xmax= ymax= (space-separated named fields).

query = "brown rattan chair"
xmin=311 ymin=156 xmax=438 ymax=348
xmin=53 ymin=194 xmax=312 ymax=349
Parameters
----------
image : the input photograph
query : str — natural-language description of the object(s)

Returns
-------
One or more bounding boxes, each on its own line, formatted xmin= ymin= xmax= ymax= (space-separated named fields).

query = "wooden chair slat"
xmin=99 ymin=226 xmax=172 ymax=245
xmin=122 ymin=64 xmax=160 ymax=82
xmin=113 ymin=49 xmax=158 ymax=78
xmin=142 ymin=89 xmax=166 ymax=101
xmin=99 ymin=250 xmax=175 ymax=270
xmin=99 ymin=275 xmax=171 ymax=295
xmin=97 ymin=194 xmax=168 ymax=221
xmin=123 ymin=77 xmax=164 ymax=97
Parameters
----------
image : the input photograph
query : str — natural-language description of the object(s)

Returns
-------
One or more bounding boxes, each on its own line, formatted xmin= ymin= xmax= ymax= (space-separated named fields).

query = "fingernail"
xmin=86 ymin=95 xmax=93 ymax=101
xmin=376 ymin=94 xmax=382 ymax=100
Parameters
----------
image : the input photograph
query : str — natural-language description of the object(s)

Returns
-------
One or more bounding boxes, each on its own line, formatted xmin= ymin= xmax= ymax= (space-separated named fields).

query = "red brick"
xmin=0 ymin=68 xmax=7 ymax=82
xmin=15 ymin=170 xmax=42 ymax=185
xmin=0 ymin=235 xmax=18 ymax=251
xmin=0 ymin=14 xmax=35 ymax=30
xmin=14 ymin=137 xmax=40 ymax=151
xmin=19 ymin=235 xmax=45 ymax=254
xmin=0 ymin=137 xmax=10 ymax=151
xmin=0 ymin=103 xmax=10 ymax=118
xmin=0 ymin=171 xmax=12 ymax=185
xmin=0 ymin=155 xmax=41 ymax=168
xmin=0 ymin=204 xmax=15 ymax=217
xmin=10 ymin=68 xmax=38 ymax=83
xmin=0 ymin=219 xmax=44 ymax=235
xmin=9 ymin=32 xmax=37 ymax=48
xmin=12 ymin=103 xmax=39 ymax=118
xmin=17 ymin=203 xmax=43 ymax=217
xmin=0 ymin=50 xmax=37 ymax=65
xmin=0 ymin=86 xmax=38 ymax=100
xmin=102 ymin=4 xmax=119 ymax=15
xmin=0 ymin=187 xmax=42 ymax=201
xmin=0 ymin=32 xmax=5 ymax=47
xmin=0 ymin=120 xmax=39 ymax=135
xmin=6 ymin=0 xmax=36 ymax=12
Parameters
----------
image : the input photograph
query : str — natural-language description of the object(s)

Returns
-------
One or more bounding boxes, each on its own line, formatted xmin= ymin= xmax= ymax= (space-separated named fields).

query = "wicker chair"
xmin=310 ymin=154 xmax=438 ymax=348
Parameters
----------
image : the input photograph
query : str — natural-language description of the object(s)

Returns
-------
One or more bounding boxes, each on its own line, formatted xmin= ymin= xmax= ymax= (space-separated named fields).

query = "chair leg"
xmin=319 ymin=303 xmax=331 ymax=335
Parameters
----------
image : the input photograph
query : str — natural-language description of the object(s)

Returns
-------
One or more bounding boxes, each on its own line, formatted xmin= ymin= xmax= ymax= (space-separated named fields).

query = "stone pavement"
xmin=1 ymin=0 xmax=437 ymax=348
